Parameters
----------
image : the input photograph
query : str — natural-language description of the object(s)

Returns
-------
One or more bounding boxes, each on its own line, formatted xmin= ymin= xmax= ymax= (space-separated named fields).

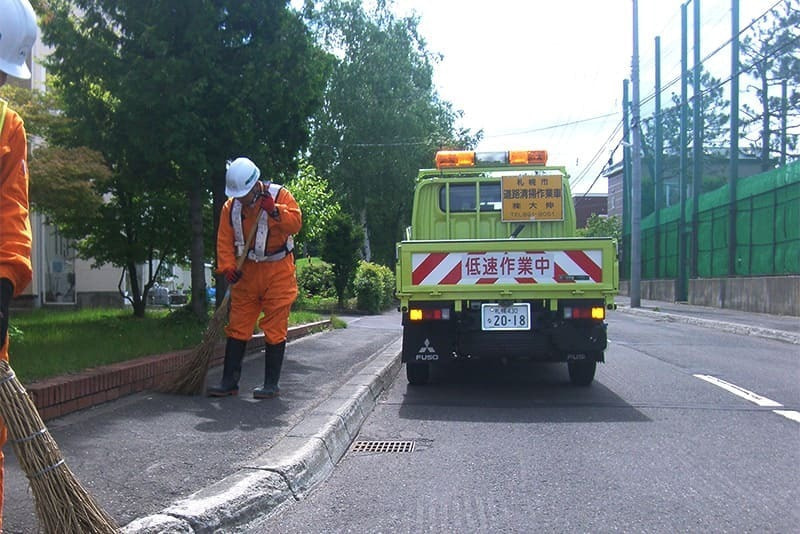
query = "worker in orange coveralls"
xmin=0 ymin=0 xmax=38 ymax=527
xmin=207 ymin=157 xmax=302 ymax=399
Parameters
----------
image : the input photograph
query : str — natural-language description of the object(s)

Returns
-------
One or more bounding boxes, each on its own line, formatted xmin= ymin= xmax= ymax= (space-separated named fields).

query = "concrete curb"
xmin=615 ymin=306 xmax=800 ymax=345
xmin=122 ymin=337 xmax=402 ymax=533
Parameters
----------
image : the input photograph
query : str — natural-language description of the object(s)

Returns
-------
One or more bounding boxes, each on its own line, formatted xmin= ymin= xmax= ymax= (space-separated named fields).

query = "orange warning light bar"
xmin=435 ymin=150 xmax=475 ymax=168
xmin=435 ymin=149 xmax=548 ymax=169
xmin=508 ymin=150 xmax=548 ymax=165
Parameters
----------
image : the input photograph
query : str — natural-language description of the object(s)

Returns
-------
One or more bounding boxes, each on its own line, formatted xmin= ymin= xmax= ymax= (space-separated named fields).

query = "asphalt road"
xmin=245 ymin=309 xmax=800 ymax=533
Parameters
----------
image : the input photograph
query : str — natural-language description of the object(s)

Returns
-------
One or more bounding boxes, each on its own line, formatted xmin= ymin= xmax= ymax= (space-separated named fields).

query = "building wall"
xmin=14 ymin=24 xmax=129 ymax=308
xmin=573 ymin=194 xmax=607 ymax=228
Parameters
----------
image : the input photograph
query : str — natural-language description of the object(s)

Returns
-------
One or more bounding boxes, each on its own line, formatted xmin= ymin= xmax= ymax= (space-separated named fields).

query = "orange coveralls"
xmin=0 ymin=100 xmax=33 ymax=529
xmin=217 ymin=184 xmax=302 ymax=344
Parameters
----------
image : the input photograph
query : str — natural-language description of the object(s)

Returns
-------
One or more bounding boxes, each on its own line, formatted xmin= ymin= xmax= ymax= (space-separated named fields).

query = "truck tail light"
xmin=409 ymin=307 xmax=451 ymax=321
xmin=564 ymin=306 xmax=605 ymax=320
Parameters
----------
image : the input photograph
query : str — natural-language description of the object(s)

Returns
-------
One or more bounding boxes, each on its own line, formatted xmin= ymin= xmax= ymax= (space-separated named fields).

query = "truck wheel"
xmin=406 ymin=362 xmax=429 ymax=385
xmin=568 ymin=360 xmax=596 ymax=387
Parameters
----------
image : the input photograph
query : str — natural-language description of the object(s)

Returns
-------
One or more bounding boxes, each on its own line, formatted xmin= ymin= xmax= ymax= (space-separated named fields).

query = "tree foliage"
xmin=576 ymin=214 xmax=622 ymax=244
xmin=36 ymin=0 xmax=329 ymax=317
xmin=284 ymin=159 xmax=340 ymax=256
xmin=305 ymin=0 xmax=480 ymax=267
xmin=741 ymin=0 xmax=799 ymax=168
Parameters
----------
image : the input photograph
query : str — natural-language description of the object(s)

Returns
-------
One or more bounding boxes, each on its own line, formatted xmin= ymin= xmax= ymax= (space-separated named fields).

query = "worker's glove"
xmin=223 ymin=268 xmax=242 ymax=284
xmin=0 ymin=278 xmax=13 ymax=350
xmin=260 ymin=194 xmax=277 ymax=217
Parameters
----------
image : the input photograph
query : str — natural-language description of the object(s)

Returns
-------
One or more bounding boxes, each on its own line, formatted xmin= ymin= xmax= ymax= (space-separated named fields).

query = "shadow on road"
xmin=397 ymin=360 xmax=650 ymax=424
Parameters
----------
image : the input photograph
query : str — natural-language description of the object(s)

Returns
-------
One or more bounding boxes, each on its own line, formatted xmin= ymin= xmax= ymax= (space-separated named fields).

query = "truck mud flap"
xmin=402 ymin=323 xmax=455 ymax=364
xmin=551 ymin=322 xmax=607 ymax=354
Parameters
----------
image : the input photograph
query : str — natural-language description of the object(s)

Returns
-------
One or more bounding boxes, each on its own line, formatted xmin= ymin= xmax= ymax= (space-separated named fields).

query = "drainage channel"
xmin=351 ymin=440 xmax=416 ymax=453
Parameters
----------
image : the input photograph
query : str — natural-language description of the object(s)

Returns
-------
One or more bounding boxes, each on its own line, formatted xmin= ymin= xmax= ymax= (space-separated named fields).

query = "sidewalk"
xmin=613 ymin=296 xmax=800 ymax=345
xmin=3 ymin=312 xmax=403 ymax=534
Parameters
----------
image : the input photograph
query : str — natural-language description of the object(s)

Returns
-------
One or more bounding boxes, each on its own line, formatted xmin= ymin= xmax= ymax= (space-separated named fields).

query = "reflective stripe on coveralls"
xmin=217 ymin=183 xmax=302 ymax=344
xmin=0 ymin=99 xmax=34 ymax=530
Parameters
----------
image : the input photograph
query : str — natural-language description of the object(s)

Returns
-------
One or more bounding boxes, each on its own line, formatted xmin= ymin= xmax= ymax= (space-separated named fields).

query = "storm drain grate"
xmin=351 ymin=440 xmax=415 ymax=453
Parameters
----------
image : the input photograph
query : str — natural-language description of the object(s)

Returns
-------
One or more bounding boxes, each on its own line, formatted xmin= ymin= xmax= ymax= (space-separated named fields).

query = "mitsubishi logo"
xmin=416 ymin=339 xmax=439 ymax=360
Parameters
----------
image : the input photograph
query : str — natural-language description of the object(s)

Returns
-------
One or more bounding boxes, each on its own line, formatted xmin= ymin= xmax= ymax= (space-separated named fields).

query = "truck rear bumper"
xmin=401 ymin=319 xmax=607 ymax=364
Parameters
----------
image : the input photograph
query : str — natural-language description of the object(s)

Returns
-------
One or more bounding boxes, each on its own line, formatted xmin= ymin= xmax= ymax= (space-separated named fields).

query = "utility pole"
xmin=729 ymin=0 xmax=739 ymax=276
xmin=678 ymin=2 xmax=689 ymax=302
xmin=654 ymin=35 xmax=663 ymax=279
xmin=623 ymin=79 xmax=631 ymax=281
xmin=781 ymin=79 xmax=788 ymax=167
xmin=692 ymin=0 xmax=702 ymax=279
xmin=630 ymin=0 xmax=642 ymax=308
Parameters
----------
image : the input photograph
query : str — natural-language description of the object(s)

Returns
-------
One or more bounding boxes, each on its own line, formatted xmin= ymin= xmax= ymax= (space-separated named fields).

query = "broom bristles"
xmin=0 ymin=360 xmax=118 ymax=533
xmin=158 ymin=294 xmax=230 ymax=395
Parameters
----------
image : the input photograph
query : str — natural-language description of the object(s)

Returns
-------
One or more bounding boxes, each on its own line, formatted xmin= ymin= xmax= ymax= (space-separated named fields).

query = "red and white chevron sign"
xmin=410 ymin=250 xmax=603 ymax=286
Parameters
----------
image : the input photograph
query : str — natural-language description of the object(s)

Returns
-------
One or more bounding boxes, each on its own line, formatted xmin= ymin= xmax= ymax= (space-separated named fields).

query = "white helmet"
xmin=0 ymin=0 xmax=38 ymax=80
xmin=225 ymin=157 xmax=261 ymax=197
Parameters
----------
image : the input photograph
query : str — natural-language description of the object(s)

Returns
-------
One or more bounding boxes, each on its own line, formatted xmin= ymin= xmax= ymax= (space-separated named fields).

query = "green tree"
xmin=285 ymin=159 xmax=340 ymax=257
xmin=741 ymin=0 xmax=799 ymax=169
xmin=305 ymin=0 xmax=480 ymax=267
xmin=577 ymin=214 xmax=622 ymax=243
xmin=320 ymin=211 xmax=364 ymax=307
xmin=640 ymin=67 xmax=730 ymax=216
xmin=37 ymin=0 xmax=330 ymax=317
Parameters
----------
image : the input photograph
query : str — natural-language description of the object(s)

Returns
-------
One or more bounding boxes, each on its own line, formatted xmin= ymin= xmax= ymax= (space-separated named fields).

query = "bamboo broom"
xmin=0 ymin=359 xmax=118 ymax=533
xmin=160 ymin=206 xmax=263 ymax=395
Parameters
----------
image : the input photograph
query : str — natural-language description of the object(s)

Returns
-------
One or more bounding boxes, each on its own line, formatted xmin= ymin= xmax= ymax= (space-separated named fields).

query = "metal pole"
xmin=678 ymin=2 xmax=689 ymax=301
xmin=729 ymin=0 xmax=739 ymax=275
xmin=623 ymin=79 xmax=631 ymax=281
xmin=781 ymin=79 xmax=788 ymax=167
xmin=654 ymin=36 xmax=663 ymax=279
xmin=630 ymin=0 xmax=642 ymax=308
xmin=692 ymin=0 xmax=702 ymax=279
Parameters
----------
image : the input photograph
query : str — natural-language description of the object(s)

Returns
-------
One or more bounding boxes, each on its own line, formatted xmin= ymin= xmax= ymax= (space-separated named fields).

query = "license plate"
xmin=481 ymin=303 xmax=531 ymax=331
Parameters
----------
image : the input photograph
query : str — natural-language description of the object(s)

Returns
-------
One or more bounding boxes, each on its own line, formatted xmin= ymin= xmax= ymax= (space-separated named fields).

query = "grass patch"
xmin=9 ymin=305 xmax=328 ymax=384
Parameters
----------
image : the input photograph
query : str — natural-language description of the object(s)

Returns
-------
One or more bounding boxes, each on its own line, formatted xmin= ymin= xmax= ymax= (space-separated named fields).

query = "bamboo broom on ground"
xmin=160 ymin=206 xmax=263 ymax=395
xmin=0 ymin=359 xmax=118 ymax=533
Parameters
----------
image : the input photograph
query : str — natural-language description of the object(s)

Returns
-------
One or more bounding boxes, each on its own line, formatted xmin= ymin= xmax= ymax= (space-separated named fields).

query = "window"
xmin=439 ymin=183 xmax=502 ymax=212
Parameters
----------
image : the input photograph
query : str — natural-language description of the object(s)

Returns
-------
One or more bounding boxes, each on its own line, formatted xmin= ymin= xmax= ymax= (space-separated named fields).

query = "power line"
xmin=482 ymin=112 xmax=621 ymax=139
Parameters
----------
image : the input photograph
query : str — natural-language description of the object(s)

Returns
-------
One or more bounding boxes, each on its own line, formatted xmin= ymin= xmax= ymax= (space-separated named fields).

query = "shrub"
xmin=379 ymin=265 xmax=396 ymax=308
xmin=297 ymin=261 xmax=336 ymax=299
xmin=320 ymin=213 xmax=364 ymax=306
xmin=353 ymin=261 xmax=396 ymax=313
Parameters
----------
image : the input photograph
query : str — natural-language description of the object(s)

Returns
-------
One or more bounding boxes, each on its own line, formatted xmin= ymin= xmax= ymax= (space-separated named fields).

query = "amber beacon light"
xmin=435 ymin=149 xmax=548 ymax=169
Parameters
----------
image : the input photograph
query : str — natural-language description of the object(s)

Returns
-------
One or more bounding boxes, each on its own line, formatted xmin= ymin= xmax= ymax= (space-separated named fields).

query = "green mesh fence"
xmin=632 ymin=161 xmax=799 ymax=279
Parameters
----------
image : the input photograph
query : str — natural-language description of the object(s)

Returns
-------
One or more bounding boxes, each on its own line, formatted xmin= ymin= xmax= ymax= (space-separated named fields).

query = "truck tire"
xmin=568 ymin=360 xmax=596 ymax=387
xmin=406 ymin=362 xmax=429 ymax=385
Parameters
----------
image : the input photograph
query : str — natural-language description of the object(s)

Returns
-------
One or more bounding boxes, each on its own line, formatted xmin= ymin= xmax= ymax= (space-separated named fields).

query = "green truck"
xmin=395 ymin=149 xmax=618 ymax=386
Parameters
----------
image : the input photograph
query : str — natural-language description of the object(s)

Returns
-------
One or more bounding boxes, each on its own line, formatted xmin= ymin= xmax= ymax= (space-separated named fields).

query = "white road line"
xmin=693 ymin=374 xmax=784 ymax=407
xmin=773 ymin=410 xmax=800 ymax=423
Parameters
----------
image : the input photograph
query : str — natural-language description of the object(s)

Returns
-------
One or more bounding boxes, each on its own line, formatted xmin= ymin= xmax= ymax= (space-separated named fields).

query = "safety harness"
xmin=231 ymin=182 xmax=294 ymax=262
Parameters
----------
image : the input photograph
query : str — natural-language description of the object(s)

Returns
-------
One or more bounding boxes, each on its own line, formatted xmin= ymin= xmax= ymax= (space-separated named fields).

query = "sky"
xmin=388 ymin=0 xmax=785 ymax=193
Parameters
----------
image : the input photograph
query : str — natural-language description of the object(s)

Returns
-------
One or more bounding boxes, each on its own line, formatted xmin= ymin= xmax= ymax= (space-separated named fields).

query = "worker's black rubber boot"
xmin=207 ymin=338 xmax=247 ymax=397
xmin=254 ymin=341 xmax=285 ymax=399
